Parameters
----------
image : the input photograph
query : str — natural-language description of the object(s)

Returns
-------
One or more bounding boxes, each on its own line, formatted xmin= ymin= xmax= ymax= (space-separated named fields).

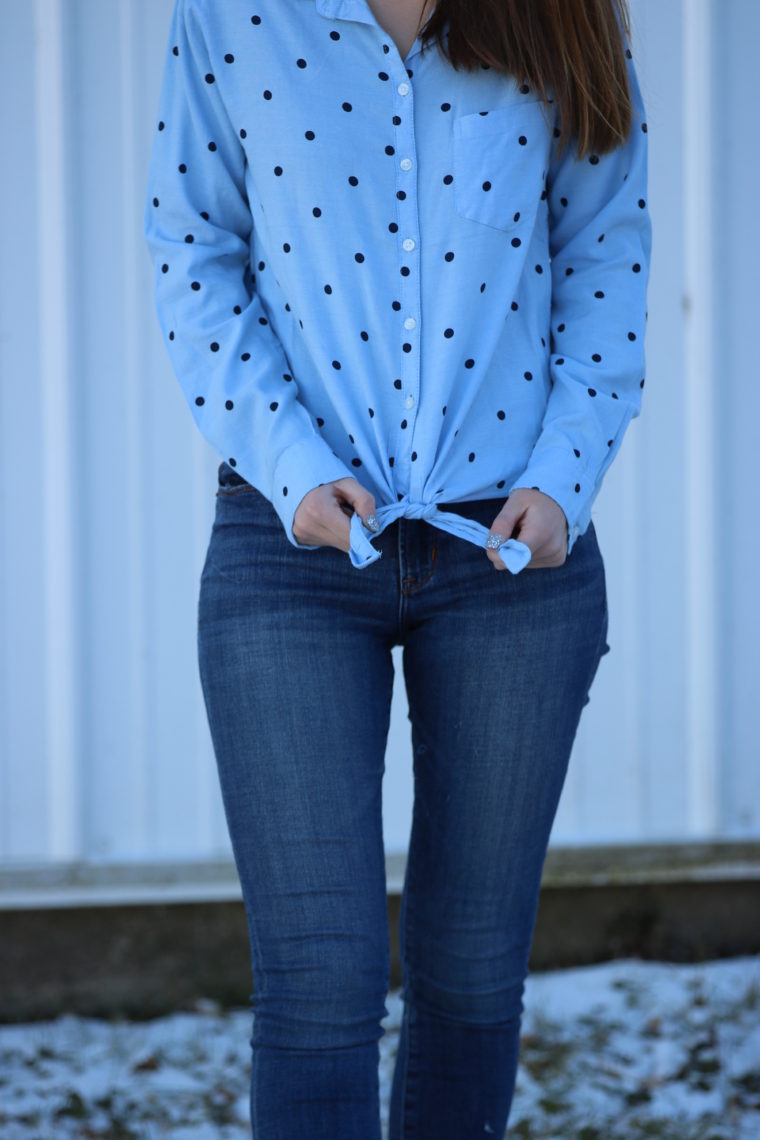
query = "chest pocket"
xmin=452 ymin=100 xmax=553 ymax=236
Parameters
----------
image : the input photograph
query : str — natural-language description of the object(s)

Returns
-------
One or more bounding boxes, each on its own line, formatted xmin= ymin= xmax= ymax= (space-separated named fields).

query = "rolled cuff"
xmin=270 ymin=435 xmax=355 ymax=550
xmin=506 ymin=447 xmax=595 ymax=558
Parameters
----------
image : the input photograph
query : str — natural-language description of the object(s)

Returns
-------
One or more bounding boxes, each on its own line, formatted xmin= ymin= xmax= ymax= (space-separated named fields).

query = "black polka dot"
xmin=205 ymin=73 xmax=215 ymax=84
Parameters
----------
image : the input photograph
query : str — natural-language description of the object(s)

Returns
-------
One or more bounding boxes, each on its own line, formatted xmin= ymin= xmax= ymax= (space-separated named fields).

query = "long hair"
xmin=417 ymin=0 xmax=637 ymax=159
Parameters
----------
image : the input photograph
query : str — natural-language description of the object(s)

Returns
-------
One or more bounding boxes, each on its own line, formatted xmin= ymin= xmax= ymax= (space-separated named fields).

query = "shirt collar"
xmin=312 ymin=0 xmax=445 ymax=63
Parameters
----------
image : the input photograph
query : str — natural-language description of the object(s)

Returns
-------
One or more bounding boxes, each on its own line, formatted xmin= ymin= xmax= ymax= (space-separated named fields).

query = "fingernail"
xmin=365 ymin=513 xmax=380 ymax=532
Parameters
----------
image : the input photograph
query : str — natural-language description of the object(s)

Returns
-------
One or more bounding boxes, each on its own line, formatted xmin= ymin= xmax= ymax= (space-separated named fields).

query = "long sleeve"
xmin=506 ymin=36 xmax=652 ymax=556
xmin=143 ymin=0 xmax=354 ymax=548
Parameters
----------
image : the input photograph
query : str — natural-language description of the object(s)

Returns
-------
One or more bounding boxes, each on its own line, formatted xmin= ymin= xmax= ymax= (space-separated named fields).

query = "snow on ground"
xmin=1 ymin=956 xmax=759 ymax=1139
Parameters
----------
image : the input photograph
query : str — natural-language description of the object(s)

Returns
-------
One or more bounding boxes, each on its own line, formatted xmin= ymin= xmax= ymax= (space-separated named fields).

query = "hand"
xmin=486 ymin=488 xmax=569 ymax=571
xmin=292 ymin=477 xmax=378 ymax=553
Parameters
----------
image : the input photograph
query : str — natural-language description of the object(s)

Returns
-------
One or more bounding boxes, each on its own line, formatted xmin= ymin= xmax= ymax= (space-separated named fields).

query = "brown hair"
xmin=417 ymin=0 xmax=637 ymax=159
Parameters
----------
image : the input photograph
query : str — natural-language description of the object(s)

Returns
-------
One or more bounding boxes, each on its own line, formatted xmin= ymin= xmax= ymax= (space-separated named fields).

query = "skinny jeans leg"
xmin=197 ymin=474 xmax=394 ymax=1140
xmin=387 ymin=497 xmax=609 ymax=1139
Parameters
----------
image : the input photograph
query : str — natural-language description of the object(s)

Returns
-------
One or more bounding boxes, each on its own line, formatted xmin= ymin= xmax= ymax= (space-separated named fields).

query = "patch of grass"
xmin=54 ymin=1090 xmax=88 ymax=1119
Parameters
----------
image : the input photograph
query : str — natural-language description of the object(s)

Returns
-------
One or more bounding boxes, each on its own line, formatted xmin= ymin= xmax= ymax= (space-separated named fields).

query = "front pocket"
xmin=452 ymin=100 xmax=553 ymax=234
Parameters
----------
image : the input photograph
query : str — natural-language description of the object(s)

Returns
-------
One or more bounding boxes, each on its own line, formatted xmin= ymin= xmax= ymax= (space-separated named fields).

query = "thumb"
xmin=332 ymin=477 xmax=378 ymax=527
xmin=493 ymin=491 xmax=529 ymax=539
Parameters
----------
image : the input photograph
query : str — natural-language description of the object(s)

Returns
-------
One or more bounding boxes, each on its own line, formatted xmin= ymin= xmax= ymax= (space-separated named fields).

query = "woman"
xmin=144 ymin=0 xmax=651 ymax=1135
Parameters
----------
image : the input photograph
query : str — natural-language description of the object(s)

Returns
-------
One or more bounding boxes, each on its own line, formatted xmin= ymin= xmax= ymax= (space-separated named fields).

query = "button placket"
xmin=391 ymin=65 xmax=422 ymax=497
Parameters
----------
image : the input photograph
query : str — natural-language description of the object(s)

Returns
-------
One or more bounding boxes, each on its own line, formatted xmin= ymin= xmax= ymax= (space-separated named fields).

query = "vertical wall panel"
xmin=1 ymin=0 xmax=758 ymax=886
xmin=718 ymin=0 xmax=760 ymax=837
xmin=1 ymin=1 xmax=58 ymax=860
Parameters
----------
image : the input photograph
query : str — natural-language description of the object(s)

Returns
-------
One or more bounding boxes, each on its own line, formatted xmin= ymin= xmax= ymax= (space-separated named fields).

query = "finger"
xmin=513 ymin=515 xmax=566 ymax=568
xmin=317 ymin=492 xmax=354 ymax=552
xmin=296 ymin=486 xmax=352 ymax=551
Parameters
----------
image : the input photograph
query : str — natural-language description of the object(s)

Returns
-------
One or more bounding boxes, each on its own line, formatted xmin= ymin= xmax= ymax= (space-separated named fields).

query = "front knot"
xmin=396 ymin=499 xmax=440 ymax=522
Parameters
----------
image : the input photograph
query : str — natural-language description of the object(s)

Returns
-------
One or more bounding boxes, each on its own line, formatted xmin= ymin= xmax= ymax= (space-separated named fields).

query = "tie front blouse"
xmin=144 ymin=0 xmax=652 ymax=571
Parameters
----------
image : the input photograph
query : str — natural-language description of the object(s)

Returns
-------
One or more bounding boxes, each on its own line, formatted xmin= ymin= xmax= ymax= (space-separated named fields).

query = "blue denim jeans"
xmin=197 ymin=461 xmax=610 ymax=1139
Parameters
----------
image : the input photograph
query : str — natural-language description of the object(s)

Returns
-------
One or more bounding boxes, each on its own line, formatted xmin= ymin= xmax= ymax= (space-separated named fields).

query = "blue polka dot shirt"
xmin=144 ymin=0 xmax=652 ymax=571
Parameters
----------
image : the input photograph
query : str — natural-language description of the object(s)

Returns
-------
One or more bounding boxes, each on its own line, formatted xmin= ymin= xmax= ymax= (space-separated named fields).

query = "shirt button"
xmin=399 ymin=157 xmax=413 ymax=171
xmin=404 ymin=317 xmax=416 ymax=330
xmin=405 ymin=395 xmax=415 ymax=408
xmin=402 ymin=238 xmax=415 ymax=252
xmin=397 ymin=82 xmax=410 ymax=96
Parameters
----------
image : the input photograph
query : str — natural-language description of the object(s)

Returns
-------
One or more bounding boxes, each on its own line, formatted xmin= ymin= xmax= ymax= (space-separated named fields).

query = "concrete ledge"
xmin=1 ymin=842 xmax=759 ymax=1022
xmin=3 ymin=840 xmax=760 ymax=909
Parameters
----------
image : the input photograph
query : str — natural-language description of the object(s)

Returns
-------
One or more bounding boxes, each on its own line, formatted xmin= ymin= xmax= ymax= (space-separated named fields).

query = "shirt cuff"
xmin=270 ymin=435 xmax=356 ymax=550
xmin=506 ymin=447 xmax=591 ymax=558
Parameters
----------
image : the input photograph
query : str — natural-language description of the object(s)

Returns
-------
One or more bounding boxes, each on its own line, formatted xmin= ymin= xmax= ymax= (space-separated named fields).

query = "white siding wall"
xmin=1 ymin=0 xmax=758 ymax=884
